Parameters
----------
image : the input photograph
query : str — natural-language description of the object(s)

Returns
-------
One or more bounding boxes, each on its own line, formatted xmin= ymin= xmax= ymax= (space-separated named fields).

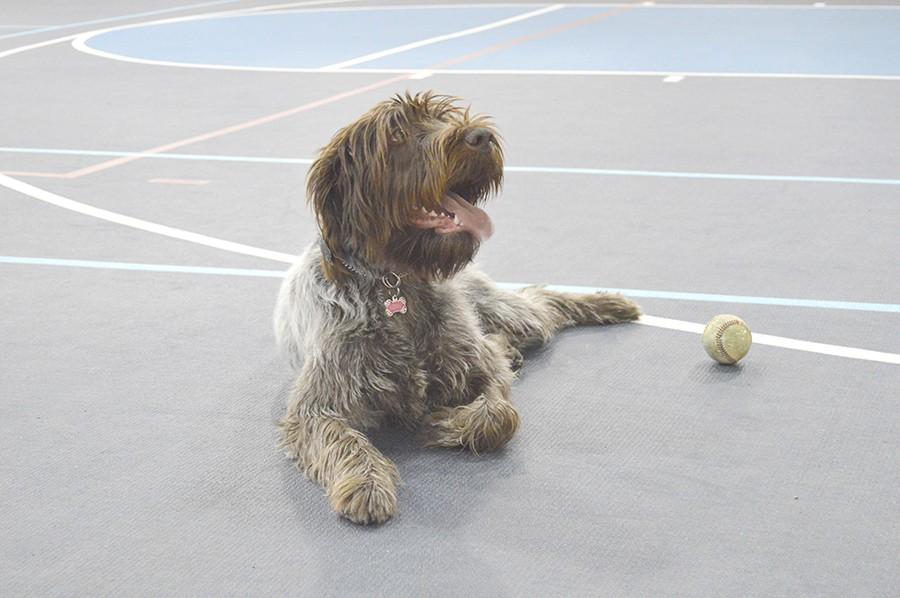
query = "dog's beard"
xmin=382 ymin=227 xmax=480 ymax=280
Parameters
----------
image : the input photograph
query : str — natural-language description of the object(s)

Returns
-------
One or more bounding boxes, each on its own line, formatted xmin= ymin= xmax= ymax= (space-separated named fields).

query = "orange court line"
xmin=7 ymin=6 xmax=632 ymax=180
xmin=434 ymin=6 xmax=635 ymax=69
xmin=64 ymin=74 xmax=414 ymax=178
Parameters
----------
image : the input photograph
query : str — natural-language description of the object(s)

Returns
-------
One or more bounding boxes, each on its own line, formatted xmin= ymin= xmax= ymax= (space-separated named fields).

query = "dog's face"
xmin=309 ymin=92 xmax=504 ymax=281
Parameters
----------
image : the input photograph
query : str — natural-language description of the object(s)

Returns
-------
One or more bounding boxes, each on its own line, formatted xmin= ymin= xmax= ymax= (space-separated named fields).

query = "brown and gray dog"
xmin=275 ymin=92 xmax=640 ymax=524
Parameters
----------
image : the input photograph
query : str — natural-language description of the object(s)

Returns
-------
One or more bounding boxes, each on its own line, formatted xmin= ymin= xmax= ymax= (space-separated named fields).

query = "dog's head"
xmin=308 ymin=91 xmax=504 ymax=282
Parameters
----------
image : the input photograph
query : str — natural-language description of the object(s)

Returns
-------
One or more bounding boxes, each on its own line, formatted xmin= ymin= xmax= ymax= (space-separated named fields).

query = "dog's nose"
xmin=464 ymin=127 xmax=494 ymax=151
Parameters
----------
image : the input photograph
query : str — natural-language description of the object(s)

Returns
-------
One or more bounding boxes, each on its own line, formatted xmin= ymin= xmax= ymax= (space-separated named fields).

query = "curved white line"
xmin=66 ymin=3 xmax=900 ymax=80
xmin=0 ymin=0 xmax=358 ymax=61
xmin=70 ymin=3 xmax=544 ymax=73
xmin=1 ymin=173 xmax=897 ymax=365
xmin=66 ymin=49 xmax=900 ymax=82
xmin=0 ymin=173 xmax=297 ymax=264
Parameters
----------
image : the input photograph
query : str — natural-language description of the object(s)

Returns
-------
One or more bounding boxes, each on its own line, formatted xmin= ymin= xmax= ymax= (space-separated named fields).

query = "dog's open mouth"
xmin=410 ymin=190 xmax=493 ymax=242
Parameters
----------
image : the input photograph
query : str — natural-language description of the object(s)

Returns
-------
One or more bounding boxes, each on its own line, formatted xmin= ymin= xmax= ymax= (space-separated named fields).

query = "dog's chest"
xmin=376 ymin=282 xmax=484 ymax=404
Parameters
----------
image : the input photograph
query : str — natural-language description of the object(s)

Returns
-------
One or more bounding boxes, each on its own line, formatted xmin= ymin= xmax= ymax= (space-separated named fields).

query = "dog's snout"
xmin=464 ymin=127 xmax=494 ymax=151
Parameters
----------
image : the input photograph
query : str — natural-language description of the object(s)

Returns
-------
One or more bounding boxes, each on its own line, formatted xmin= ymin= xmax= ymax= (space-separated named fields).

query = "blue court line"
xmin=495 ymin=283 xmax=900 ymax=314
xmin=2 ymin=147 xmax=899 ymax=186
xmin=2 ymin=256 xmax=897 ymax=314
xmin=0 ymin=0 xmax=242 ymax=41
xmin=503 ymin=166 xmax=900 ymax=186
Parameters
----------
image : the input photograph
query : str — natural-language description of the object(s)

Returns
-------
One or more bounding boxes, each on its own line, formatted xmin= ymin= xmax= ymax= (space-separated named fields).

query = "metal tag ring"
xmin=381 ymin=272 xmax=402 ymax=289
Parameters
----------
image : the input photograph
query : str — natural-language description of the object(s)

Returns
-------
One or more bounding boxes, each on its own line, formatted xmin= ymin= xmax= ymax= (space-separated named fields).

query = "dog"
xmin=274 ymin=92 xmax=641 ymax=524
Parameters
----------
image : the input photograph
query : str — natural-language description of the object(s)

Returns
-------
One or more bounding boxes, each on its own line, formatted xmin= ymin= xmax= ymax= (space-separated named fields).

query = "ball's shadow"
xmin=689 ymin=360 xmax=747 ymax=385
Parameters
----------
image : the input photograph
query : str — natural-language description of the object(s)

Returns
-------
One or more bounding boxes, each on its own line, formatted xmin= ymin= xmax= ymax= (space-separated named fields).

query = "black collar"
xmin=319 ymin=239 xmax=382 ymax=282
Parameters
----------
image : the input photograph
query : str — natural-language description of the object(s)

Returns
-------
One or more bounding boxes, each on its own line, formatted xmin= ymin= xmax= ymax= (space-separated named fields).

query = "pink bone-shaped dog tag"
xmin=384 ymin=296 xmax=408 ymax=317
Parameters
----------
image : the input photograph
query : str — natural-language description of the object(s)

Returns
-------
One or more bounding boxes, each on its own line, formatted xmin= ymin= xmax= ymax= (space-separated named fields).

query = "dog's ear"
xmin=307 ymin=139 xmax=352 ymax=283
xmin=309 ymin=109 xmax=406 ymax=281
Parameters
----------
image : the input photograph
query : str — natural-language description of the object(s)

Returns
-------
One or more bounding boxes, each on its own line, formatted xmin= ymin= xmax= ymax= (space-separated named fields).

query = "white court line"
xmin=0 ymin=255 xmax=897 ymax=365
xmin=0 ymin=173 xmax=296 ymax=264
xmin=318 ymin=4 xmax=566 ymax=70
xmin=634 ymin=316 xmax=899 ymax=365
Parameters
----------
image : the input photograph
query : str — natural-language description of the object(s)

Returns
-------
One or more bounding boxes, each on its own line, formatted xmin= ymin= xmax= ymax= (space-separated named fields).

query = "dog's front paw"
xmin=328 ymin=468 xmax=398 ymax=525
xmin=425 ymin=396 xmax=519 ymax=453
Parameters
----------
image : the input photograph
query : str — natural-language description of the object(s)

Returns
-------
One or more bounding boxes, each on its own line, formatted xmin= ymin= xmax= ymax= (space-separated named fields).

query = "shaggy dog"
xmin=275 ymin=92 xmax=640 ymax=524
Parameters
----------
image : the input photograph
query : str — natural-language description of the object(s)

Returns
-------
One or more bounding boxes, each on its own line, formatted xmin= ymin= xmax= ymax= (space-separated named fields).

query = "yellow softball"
xmin=702 ymin=314 xmax=752 ymax=365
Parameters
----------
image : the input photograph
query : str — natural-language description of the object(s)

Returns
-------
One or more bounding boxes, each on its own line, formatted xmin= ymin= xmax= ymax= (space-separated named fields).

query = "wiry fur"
xmin=275 ymin=92 xmax=641 ymax=525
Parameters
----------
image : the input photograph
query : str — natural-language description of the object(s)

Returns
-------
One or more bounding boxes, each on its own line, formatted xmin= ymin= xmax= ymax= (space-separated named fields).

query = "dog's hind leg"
xmin=458 ymin=269 xmax=641 ymax=353
xmin=281 ymin=411 xmax=399 ymax=525
xmin=424 ymin=335 xmax=520 ymax=453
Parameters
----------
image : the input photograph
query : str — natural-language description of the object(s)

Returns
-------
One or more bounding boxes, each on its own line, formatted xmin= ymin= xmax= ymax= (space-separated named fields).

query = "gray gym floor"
xmin=1 ymin=1 xmax=898 ymax=596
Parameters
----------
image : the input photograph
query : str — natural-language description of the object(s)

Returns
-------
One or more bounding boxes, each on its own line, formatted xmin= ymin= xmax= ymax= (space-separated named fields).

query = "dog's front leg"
xmin=280 ymin=411 xmax=399 ymax=525
xmin=425 ymin=336 xmax=520 ymax=453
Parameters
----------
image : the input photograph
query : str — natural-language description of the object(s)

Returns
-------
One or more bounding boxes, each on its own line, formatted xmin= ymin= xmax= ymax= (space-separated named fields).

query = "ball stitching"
xmin=714 ymin=319 xmax=743 ymax=363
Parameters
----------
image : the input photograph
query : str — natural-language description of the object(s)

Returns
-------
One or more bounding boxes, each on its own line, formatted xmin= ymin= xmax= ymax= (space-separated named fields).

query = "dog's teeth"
xmin=429 ymin=210 xmax=438 ymax=217
xmin=453 ymin=215 xmax=460 ymax=225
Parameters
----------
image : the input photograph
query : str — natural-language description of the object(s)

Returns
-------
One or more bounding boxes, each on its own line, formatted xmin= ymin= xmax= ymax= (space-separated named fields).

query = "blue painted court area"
xmin=81 ymin=7 xmax=529 ymax=68
xmin=79 ymin=5 xmax=900 ymax=76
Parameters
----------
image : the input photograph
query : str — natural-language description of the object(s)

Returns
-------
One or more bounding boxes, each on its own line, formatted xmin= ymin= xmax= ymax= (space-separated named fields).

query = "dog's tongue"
xmin=442 ymin=191 xmax=493 ymax=242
